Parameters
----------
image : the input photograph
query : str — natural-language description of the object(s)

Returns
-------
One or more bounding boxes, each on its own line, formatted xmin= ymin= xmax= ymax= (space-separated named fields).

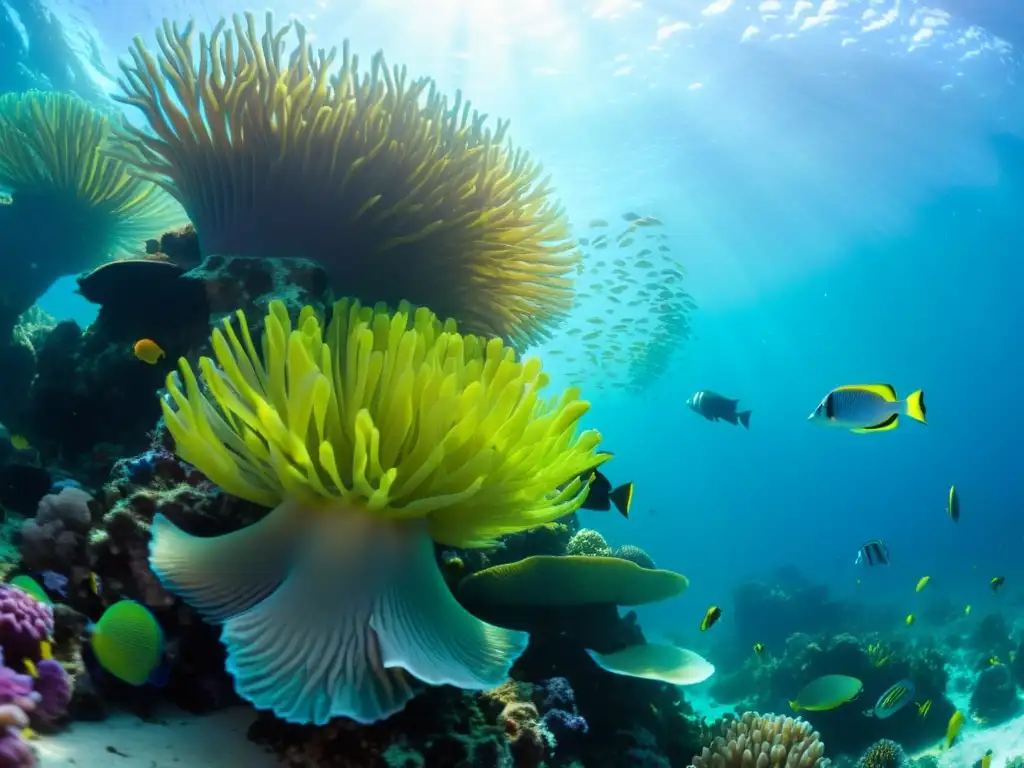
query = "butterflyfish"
xmin=808 ymin=384 xmax=926 ymax=433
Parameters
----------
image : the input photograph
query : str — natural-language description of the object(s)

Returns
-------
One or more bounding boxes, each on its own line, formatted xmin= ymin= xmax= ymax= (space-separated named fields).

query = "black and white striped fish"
xmin=856 ymin=540 xmax=890 ymax=566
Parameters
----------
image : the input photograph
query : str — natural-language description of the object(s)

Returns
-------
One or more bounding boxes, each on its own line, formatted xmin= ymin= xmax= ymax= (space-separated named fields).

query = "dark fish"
xmin=686 ymin=390 xmax=751 ymax=429
xmin=991 ymin=576 xmax=1005 ymax=593
xmin=856 ymin=540 xmax=890 ymax=566
xmin=580 ymin=468 xmax=633 ymax=519
xmin=700 ymin=606 xmax=721 ymax=631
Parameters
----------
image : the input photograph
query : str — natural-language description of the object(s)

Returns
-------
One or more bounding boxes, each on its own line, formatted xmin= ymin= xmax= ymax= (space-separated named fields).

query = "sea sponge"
xmin=0 ymin=91 xmax=183 ymax=306
xmin=856 ymin=739 xmax=906 ymax=768
xmin=149 ymin=298 xmax=606 ymax=725
xmin=690 ymin=711 xmax=831 ymax=768
xmin=565 ymin=528 xmax=611 ymax=557
xmin=111 ymin=12 xmax=580 ymax=348
xmin=19 ymin=486 xmax=95 ymax=573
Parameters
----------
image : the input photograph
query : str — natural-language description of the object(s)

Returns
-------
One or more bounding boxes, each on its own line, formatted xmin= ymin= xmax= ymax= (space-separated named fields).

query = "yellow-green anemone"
xmin=150 ymin=298 xmax=607 ymax=725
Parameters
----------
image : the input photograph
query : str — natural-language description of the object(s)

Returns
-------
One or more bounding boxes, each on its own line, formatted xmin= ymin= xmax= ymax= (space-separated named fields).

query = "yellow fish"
xmin=980 ymin=749 xmax=993 ymax=768
xmin=39 ymin=640 xmax=53 ymax=661
xmin=89 ymin=600 xmax=166 ymax=686
xmin=22 ymin=659 xmax=37 ymax=678
xmin=916 ymin=700 xmax=932 ymax=718
xmin=965 ymin=605 xmax=972 ymax=616
xmin=89 ymin=572 xmax=102 ymax=596
xmin=916 ymin=576 xmax=931 ymax=592
xmin=943 ymin=709 xmax=964 ymax=749
xmin=989 ymin=656 xmax=1001 ymax=666
xmin=9 ymin=434 xmax=30 ymax=451
xmin=753 ymin=643 xmax=765 ymax=656
xmin=21 ymin=728 xmax=38 ymax=741
xmin=132 ymin=338 xmax=165 ymax=365
xmin=807 ymin=383 xmax=927 ymax=433
xmin=905 ymin=614 xmax=915 ymax=627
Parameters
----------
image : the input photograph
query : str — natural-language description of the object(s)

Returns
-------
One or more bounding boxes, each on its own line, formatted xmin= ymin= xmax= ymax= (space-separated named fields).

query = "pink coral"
xmin=0 ymin=586 xmax=53 ymax=667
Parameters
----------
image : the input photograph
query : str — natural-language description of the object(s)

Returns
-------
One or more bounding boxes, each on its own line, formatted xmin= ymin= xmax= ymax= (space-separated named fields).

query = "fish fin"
xmin=737 ymin=410 xmax=752 ymax=429
xmin=221 ymin=515 xmax=527 ymax=726
xmin=148 ymin=500 xmax=307 ymax=624
xmin=852 ymin=414 xmax=899 ymax=433
xmin=905 ymin=389 xmax=927 ymax=424
xmin=835 ymin=383 xmax=898 ymax=401
xmin=609 ymin=483 xmax=633 ymax=518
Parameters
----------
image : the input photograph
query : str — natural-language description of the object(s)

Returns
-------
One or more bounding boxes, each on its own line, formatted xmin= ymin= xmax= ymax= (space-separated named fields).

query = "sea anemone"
xmin=149 ymin=298 xmax=606 ymax=725
xmin=0 ymin=91 xmax=184 ymax=310
xmin=110 ymin=13 xmax=580 ymax=348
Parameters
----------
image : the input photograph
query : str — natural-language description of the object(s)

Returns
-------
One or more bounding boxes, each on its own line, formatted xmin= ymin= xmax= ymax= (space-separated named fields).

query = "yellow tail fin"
xmin=905 ymin=390 xmax=927 ymax=424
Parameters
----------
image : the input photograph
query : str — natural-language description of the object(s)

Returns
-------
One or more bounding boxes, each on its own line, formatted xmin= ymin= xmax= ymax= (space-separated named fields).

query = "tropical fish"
xmin=133 ymin=338 xmax=165 ymax=365
xmin=9 ymin=434 xmax=30 ymax=451
xmin=790 ymin=675 xmax=863 ymax=712
xmin=906 ymin=614 xmax=915 ymax=627
xmin=976 ymin=749 xmax=993 ymax=768
xmin=991 ymin=576 xmax=1005 ymax=594
xmin=965 ymin=605 xmax=972 ymax=616
xmin=40 ymin=570 xmax=68 ymax=598
xmin=753 ymin=643 xmax=765 ymax=656
xmin=89 ymin=572 xmax=103 ymax=596
xmin=22 ymin=659 xmax=38 ymax=678
xmin=39 ymin=641 xmax=53 ymax=661
xmin=916 ymin=700 xmax=932 ymax=718
xmin=989 ymin=656 xmax=1001 ymax=666
xmin=855 ymin=540 xmax=889 ymax=566
xmin=948 ymin=485 xmax=960 ymax=522
xmin=9 ymin=575 xmax=53 ymax=606
xmin=578 ymin=466 xmax=633 ymax=519
xmin=88 ymin=600 xmax=169 ymax=687
xmin=807 ymin=384 xmax=926 ymax=433
xmin=943 ymin=709 xmax=964 ymax=749
xmin=700 ymin=606 xmax=722 ymax=632
xmin=864 ymin=679 xmax=915 ymax=719
xmin=916 ymin=576 xmax=931 ymax=593
xmin=686 ymin=391 xmax=751 ymax=429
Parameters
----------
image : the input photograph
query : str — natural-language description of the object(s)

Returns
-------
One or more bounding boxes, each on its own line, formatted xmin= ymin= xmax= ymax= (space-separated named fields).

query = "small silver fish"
xmin=808 ymin=384 xmax=926 ymax=433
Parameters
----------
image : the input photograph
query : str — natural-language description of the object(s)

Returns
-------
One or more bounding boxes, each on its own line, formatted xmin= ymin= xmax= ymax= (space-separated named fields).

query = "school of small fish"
xmin=539 ymin=211 xmax=697 ymax=392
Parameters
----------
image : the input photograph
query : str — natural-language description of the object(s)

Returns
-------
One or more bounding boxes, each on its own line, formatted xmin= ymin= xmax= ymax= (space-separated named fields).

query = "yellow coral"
xmin=111 ymin=12 xmax=580 ymax=348
xmin=151 ymin=298 xmax=607 ymax=725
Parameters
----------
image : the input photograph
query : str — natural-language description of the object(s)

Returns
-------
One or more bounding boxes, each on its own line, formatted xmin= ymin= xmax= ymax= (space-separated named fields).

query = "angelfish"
xmin=808 ymin=384 xmax=926 ymax=433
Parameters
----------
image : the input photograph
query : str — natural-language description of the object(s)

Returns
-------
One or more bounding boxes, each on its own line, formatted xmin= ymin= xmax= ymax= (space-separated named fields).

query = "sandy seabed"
xmin=35 ymin=706 xmax=279 ymax=768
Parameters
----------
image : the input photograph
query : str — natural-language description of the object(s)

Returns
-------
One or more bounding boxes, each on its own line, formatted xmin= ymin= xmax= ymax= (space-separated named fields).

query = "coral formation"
xmin=689 ymin=711 xmax=831 ymax=768
xmin=969 ymin=664 xmax=1019 ymax=723
xmin=566 ymin=528 xmax=612 ymax=557
xmin=18 ymin=487 xmax=95 ymax=577
xmin=112 ymin=12 xmax=579 ymax=347
xmin=856 ymin=739 xmax=907 ymax=768
xmin=0 ymin=584 xmax=54 ymax=666
xmin=615 ymin=544 xmax=656 ymax=569
xmin=150 ymin=297 xmax=605 ymax=725
xmin=0 ymin=91 xmax=183 ymax=338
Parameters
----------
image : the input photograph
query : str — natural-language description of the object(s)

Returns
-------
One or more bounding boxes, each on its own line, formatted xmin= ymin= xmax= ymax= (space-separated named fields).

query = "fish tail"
xmin=905 ymin=390 xmax=927 ymax=424
xmin=737 ymin=410 xmax=752 ymax=429
xmin=609 ymin=483 xmax=633 ymax=519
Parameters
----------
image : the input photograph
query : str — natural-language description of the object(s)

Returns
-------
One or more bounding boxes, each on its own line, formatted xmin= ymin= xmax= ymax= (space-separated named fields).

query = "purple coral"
xmin=31 ymin=660 xmax=70 ymax=725
xmin=541 ymin=708 xmax=589 ymax=739
xmin=0 ymin=586 xmax=53 ymax=666
xmin=0 ymin=650 xmax=37 ymax=767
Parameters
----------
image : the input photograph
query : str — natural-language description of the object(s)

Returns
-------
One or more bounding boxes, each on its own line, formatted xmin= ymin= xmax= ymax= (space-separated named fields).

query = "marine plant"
xmin=150 ymin=297 xmax=606 ymax=725
xmin=0 ymin=92 xmax=183 ymax=290
xmin=110 ymin=12 xmax=580 ymax=348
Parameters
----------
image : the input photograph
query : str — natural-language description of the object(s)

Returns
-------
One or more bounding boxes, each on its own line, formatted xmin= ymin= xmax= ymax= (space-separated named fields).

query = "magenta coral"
xmin=0 ymin=586 xmax=53 ymax=667
xmin=31 ymin=660 xmax=70 ymax=725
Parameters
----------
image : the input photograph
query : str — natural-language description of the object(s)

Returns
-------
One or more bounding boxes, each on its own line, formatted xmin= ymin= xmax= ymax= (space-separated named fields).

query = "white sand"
xmin=35 ymin=706 xmax=280 ymax=767
xmin=913 ymin=710 xmax=1024 ymax=768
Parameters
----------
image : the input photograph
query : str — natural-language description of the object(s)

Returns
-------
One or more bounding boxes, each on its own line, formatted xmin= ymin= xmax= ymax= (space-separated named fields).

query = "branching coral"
xmin=149 ymin=297 xmax=607 ymax=725
xmin=566 ymin=528 xmax=611 ymax=557
xmin=110 ymin=12 xmax=580 ymax=348
xmin=856 ymin=739 xmax=906 ymax=768
xmin=0 ymin=91 xmax=184 ymax=276
xmin=690 ymin=712 xmax=831 ymax=768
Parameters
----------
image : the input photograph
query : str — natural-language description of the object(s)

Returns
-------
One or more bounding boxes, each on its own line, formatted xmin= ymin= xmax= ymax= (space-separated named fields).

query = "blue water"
xmin=14 ymin=0 xmax=1024 ymax=697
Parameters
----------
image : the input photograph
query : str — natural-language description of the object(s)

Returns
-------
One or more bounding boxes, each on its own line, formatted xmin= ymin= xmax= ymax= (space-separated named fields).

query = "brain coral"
xmin=690 ymin=711 xmax=831 ymax=768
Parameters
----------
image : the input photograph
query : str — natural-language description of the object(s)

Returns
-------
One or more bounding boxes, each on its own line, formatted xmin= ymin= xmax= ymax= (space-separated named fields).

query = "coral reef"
xmin=566 ymin=528 xmax=612 ymax=557
xmin=689 ymin=711 xmax=831 ymax=768
xmin=111 ymin=12 xmax=580 ymax=348
xmin=615 ymin=544 xmax=656 ymax=569
xmin=856 ymin=739 xmax=907 ymax=768
xmin=969 ymin=664 xmax=1019 ymax=723
xmin=0 ymin=583 xmax=54 ymax=667
xmin=18 ymin=487 xmax=95 ymax=580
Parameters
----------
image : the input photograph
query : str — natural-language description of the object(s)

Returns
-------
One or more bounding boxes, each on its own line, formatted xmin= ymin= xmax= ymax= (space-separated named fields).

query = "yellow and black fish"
xmin=948 ymin=485 xmax=960 ymax=522
xmin=916 ymin=699 xmax=932 ymax=718
xmin=700 ymin=606 xmax=722 ymax=632
xmin=975 ymin=749 xmax=993 ymax=768
xmin=991 ymin=576 xmax=1005 ymax=594
xmin=808 ymin=383 xmax=926 ymax=433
